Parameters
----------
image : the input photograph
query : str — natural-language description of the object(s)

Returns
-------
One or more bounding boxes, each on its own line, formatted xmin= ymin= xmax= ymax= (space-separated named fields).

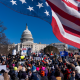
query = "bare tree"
xmin=0 ymin=20 xmax=12 ymax=55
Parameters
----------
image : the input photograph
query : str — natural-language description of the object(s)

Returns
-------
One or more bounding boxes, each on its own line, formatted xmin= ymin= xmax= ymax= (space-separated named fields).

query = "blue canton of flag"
xmin=0 ymin=0 xmax=52 ymax=24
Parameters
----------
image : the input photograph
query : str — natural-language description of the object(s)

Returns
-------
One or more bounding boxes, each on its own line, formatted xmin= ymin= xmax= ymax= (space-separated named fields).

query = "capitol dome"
xmin=20 ymin=24 xmax=33 ymax=43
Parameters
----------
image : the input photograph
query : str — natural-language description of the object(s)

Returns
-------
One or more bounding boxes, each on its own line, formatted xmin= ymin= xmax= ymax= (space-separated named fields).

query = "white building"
xmin=8 ymin=24 xmax=68 ymax=53
xmin=12 ymin=24 xmax=47 ymax=52
xmin=50 ymin=43 xmax=68 ymax=52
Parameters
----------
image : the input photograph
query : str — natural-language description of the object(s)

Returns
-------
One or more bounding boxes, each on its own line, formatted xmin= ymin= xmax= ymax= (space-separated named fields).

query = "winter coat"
xmin=21 ymin=71 xmax=26 ymax=79
xmin=75 ymin=73 xmax=80 ymax=80
xmin=49 ymin=75 xmax=56 ymax=80
xmin=30 ymin=72 xmax=39 ymax=80
xmin=41 ymin=76 xmax=48 ymax=80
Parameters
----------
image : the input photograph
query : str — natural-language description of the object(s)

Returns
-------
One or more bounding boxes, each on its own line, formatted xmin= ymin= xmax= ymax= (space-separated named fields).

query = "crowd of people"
xmin=0 ymin=52 xmax=80 ymax=80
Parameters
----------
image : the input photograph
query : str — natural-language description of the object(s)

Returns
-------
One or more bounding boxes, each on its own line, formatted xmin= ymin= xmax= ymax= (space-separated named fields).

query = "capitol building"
xmin=8 ymin=24 xmax=68 ymax=53
xmin=9 ymin=24 xmax=47 ymax=53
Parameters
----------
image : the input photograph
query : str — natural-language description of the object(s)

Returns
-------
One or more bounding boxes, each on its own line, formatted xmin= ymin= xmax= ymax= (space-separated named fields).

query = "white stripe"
xmin=56 ymin=13 xmax=80 ymax=32
xmin=64 ymin=0 xmax=79 ymax=7
xmin=48 ymin=0 xmax=80 ymax=18
xmin=52 ymin=10 xmax=80 ymax=44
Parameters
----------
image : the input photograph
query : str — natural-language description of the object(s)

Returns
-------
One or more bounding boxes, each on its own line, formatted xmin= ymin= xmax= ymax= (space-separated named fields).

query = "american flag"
xmin=46 ymin=0 xmax=80 ymax=48
xmin=0 ymin=0 xmax=80 ymax=48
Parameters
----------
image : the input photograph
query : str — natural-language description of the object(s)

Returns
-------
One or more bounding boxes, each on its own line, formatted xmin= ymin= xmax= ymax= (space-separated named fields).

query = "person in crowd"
xmin=70 ymin=70 xmax=76 ymax=80
xmin=40 ymin=70 xmax=48 ymax=80
xmin=3 ymin=72 xmax=10 ymax=80
xmin=54 ymin=70 xmax=61 ymax=80
xmin=21 ymin=67 xmax=27 ymax=80
xmin=30 ymin=65 xmax=41 ymax=80
xmin=75 ymin=66 xmax=80 ymax=80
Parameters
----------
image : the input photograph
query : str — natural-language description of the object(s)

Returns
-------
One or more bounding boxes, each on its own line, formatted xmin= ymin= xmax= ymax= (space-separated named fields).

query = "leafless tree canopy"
xmin=44 ymin=46 xmax=59 ymax=55
xmin=0 ymin=20 xmax=13 ymax=55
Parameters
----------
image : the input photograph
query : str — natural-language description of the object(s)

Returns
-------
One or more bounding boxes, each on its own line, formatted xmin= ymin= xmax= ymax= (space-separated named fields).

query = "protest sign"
xmin=0 ymin=65 xmax=6 ymax=71
xmin=12 ymin=49 xmax=16 ymax=55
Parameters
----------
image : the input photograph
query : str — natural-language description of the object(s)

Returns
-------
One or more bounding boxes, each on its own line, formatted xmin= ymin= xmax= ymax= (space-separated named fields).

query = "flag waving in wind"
xmin=0 ymin=0 xmax=80 ymax=48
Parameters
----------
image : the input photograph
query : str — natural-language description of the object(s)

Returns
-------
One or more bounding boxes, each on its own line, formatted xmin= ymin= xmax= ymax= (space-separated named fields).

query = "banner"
xmin=0 ymin=65 xmax=6 ymax=71
xmin=60 ymin=51 xmax=68 ymax=57
xmin=21 ymin=48 xmax=27 ymax=56
xmin=12 ymin=49 xmax=16 ymax=55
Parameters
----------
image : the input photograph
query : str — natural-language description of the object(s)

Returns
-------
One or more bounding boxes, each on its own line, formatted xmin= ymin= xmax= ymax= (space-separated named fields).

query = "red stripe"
xmin=46 ymin=0 xmax=80 ymax=26
xmin=62 ymin=0 xmax=80 ymax=11
xmin=76 ymin=0 xmax=80 ymax=2
xmin=51 ymin=16 xmax=80 ymax=48
xmin=63 ymin=25 xmax=80 ymax=37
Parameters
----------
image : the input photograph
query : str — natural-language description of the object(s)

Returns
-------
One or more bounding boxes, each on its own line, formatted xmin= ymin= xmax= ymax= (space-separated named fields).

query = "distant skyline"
xmin=0 ymin=2 xmax=75 ymax=48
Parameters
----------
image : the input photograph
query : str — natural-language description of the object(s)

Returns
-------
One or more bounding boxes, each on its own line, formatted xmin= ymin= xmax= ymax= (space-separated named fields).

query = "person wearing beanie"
xmin=40 ymin=71 xmax=48 ymax=80
xmin=32 ymin=66 xmax=36 ymax=72
xmin=41 ymin=66 xmax=45 ymax=71
xmin=54 ymin=70 xmax=61 ymax=80
xmin=21 ymin=67 xmax=27 ymax=80
xmin=18 ymin=70 xmax=22 ymax=80
xmin=75 ymin=66 xmax=80 ymax=80
xmin=64 ymin=64 xmax=72 ymax=80
xmin=31 ymin=66 xmax=41 ymax=80
xmin=14 ymin=67 xmax=18 ymax=77
xmin=70 ymin=70 xmax=76 ymax=80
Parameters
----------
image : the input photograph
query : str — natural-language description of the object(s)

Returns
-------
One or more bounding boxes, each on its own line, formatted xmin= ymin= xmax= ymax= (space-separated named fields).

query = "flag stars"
xmin=27 ymin=6 xmax=34 ymax=11
xmin=36 ymin=2 xmax=43 ymax=9
xmin=10 ymin=0 xmax=17 ymax=5
xmin=44 ymin=10 xmax=50 ymax=16
xmin=19 ymin=0 xmax=26 ymax=4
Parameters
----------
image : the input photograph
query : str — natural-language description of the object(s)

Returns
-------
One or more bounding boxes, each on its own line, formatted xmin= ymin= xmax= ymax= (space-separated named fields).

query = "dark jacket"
xmin=21 ymin=71 xmax=26 ymax=79
xmin=30 ymin=72 xmax=39 ymax=80
xmin=49 ymin=75 xmax=56 ymax=80
xmin=41 ymin=76 xmax=48 ymax=80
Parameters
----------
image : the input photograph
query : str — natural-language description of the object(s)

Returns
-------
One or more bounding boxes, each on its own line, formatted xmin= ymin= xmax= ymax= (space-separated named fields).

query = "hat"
xmin=36 ymin=67 xmax=39 ymax=71
xmin=28 ymin=64 xmax=31 ymax=67
xmin=51 ymin=66 xmax=55 ymax=70
xmin=28 ymin=67 xmax=31 ymax=70
xmin=22 ymin=67 xmax=26 ymax=71
xmin=40 ymin=71 xmax=45 ymax=76
xmin=32 ymin=66 xmax=36 ymax=72
xmin=41 ymin=66 xmax=45 ymax=71
xmin=14 ymin=67 xmax=17 ymax=71
xmin=75 ymin=66 xmax=80 ymax=74
xmin=12 ymin=64 xmax=15 ymax=67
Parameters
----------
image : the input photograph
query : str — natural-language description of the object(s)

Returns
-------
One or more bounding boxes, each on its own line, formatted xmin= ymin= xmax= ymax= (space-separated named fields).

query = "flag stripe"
xmin=63 ymin=0 xmax=79 ymax=7
xmin=52 ymin=10 xmax=80 ymax=43
xmin=48 ymin=0 xmax=80 ymax=18
xmin=51 ymin=10 xmax=80 ymax=48
xmin=63 ymin=25 xmax=80 ymax=37
xmin=62 ymin=0 xmax=80 ymax=11
xmin=76 ymin=0 xmax=80 ymax=2
xmin=56 ymin=13 xmax=80 ymax=32
xmin=47 ymin=0 xmax=80 ymax=27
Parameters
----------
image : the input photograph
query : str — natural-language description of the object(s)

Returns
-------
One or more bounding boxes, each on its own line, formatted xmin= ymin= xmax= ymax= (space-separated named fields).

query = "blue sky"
xmin=0 ymin=2 xmax=76 ymax=49
xmin=0 ymin=2 xmax=61 ymax=45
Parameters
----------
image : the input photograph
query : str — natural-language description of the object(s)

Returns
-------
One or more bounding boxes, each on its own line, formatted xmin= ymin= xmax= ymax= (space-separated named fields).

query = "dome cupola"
xmin=20 ymin=24 xmax=33 ymax=43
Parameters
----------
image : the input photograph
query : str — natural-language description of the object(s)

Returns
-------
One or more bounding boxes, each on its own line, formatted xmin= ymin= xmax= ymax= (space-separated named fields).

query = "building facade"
xmin=10 ymin=24 xmax=47 ymax=53
xmin=8 ymin=24 xmax=68 ymax=53
xmin=50 ymin=43 xmax=68 ymax=52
